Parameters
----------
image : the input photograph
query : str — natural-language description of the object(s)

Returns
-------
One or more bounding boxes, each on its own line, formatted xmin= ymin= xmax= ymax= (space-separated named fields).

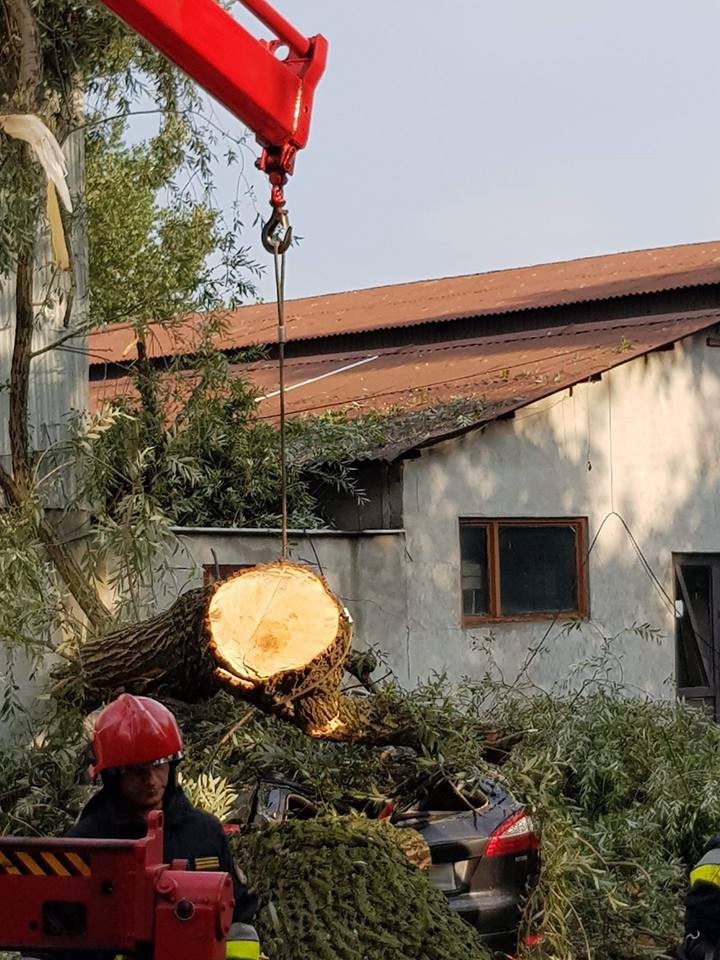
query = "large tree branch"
xmin=30 ymin=315 xmax=90 ymax=361
xmin=32 ymin=292 xmax=190 ymax=361
xmin=56 ymin=564 xmax=484 ymax=749
xmin=0 ymin=1 xmax=114 ymax=633
xmin=37 ymin=514 xmax=112 ymax=631
xmin=56 ymin=563 xmax=520 ymax=752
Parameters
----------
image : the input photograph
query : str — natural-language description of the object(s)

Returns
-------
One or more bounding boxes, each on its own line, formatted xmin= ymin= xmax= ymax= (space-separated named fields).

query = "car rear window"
xmin=407 ymin=778 xmax=489 ymax=813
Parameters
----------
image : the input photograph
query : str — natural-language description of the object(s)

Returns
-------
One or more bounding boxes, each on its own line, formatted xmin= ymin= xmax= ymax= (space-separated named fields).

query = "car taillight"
xmin=485 ymin=810 xmax=539 ymax=857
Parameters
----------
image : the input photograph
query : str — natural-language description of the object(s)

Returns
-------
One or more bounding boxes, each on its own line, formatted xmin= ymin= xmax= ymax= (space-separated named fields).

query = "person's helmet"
xmin=90 ymin=694 xmax=183 ymax=777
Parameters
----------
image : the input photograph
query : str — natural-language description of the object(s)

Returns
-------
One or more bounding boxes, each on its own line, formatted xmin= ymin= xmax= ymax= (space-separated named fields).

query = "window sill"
xmin=463 ymin=611 xmax=586 ymax=627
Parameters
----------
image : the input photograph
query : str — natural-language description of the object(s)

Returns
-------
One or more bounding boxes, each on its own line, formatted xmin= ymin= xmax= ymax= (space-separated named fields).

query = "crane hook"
xmin=261 ymin=205 xmax=292 ymax=254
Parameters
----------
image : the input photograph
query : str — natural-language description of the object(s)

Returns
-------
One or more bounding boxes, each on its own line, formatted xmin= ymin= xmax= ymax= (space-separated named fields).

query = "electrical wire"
xmin=586 ymin=511 xmax=675 ymax=615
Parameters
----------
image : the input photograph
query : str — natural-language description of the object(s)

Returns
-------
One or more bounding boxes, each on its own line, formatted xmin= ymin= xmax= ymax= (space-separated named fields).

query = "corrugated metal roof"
xmin=88 ymin=240 xmax=720 ymax=365
xmin=90 ymin=309 xmax=720 ymax=459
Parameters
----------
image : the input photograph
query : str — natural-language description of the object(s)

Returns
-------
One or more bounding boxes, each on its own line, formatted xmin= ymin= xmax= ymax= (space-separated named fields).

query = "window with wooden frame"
xmin=459 ymin=518 xmax=588 ymax=624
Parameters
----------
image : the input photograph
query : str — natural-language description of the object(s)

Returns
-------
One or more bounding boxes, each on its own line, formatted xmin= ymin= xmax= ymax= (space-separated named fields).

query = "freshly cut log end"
xmin=207 ymin=563 xmax=340 ymax=680
xmin=207 ymin=562 xmax=352 ymax=737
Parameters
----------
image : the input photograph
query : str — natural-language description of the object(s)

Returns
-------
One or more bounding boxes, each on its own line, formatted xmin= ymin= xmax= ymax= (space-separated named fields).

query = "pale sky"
xmin=197 ymin=0 xmax=720 ymax=302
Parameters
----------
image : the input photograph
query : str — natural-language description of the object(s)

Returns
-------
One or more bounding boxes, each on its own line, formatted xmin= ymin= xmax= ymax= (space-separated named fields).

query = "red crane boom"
xmin=98 ymin=0 xmax=328 ymax=244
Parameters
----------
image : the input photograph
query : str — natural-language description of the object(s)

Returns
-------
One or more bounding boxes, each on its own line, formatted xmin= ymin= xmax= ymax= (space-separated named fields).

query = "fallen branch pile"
xmin=238 ymin=817 xmax=491 ymax=960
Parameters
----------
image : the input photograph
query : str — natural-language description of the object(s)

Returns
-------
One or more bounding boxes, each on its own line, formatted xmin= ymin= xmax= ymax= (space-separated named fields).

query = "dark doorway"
xmin=674 ymin=555 xmax=720 ymax=718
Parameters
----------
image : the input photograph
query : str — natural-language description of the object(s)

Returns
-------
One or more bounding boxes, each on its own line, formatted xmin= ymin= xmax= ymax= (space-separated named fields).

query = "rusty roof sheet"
xmin=90 ymin=309 xmax=720 ymax=460
xmin=87 ymin=241 xmax=720 ymax=366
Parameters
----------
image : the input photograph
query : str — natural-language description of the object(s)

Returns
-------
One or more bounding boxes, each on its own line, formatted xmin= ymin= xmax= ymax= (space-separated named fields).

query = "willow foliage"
xmin=3 ymin=670 xmax=716 ymax=959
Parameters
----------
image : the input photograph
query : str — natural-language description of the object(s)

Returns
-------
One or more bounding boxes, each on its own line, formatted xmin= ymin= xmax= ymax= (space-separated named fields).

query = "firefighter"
xmin=68 ymin=693 xmax=258 ymax=924
xmin=678 ymin=839 xmax=720 ymax=960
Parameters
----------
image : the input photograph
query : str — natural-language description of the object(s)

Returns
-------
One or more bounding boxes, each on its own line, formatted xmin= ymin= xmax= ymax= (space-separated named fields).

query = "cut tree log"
xmin=207 ymin=562 xmax=352 ymax=737
xmin=68 ymin=562 xmax=376 ymax=740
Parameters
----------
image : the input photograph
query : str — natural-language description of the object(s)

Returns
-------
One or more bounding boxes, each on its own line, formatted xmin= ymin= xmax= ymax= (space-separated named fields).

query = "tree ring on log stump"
xmin=207 ymin=562 xmax=342 ymax=680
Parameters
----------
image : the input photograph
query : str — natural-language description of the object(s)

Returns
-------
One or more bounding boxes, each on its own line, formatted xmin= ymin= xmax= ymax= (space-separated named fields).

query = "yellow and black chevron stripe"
xmin=194 ymin=856 xmax=220 ymax=871
xmin=0 ymin=849 xmax=91 ymax=877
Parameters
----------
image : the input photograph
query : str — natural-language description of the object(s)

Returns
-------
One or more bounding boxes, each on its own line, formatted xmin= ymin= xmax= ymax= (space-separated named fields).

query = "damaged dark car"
xmin=230 ymin=771 xmax=540 ymax=954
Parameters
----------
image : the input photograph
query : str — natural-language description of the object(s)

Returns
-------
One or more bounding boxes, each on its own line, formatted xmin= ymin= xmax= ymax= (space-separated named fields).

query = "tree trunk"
xmin=207 ymin=562 xmax=353 ymax=737
xmin=72 ymin=563 xmax=381 ymax=740
xmin=0 ymin=245 xmax=110 ymax=631
xmin=1 ymin=0 xmax=112 ymax=631
xmin=10 ymin=248 xmax=33 ymax=488
xmin=5 ymin=0 xmax=42 ymax=111
xmin=74 ymin=586 xmax=217 ymax=702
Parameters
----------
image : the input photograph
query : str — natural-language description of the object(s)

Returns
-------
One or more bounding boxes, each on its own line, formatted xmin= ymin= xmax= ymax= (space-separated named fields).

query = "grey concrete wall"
xmin=399 ymin=331 xmax=720 ymax=697
xmin=162 ymin=528 xmax=410 ymax=678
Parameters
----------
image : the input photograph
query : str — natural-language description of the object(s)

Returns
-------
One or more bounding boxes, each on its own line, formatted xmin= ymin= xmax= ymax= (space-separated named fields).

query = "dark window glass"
xmin=499 ymin=525 xmax=577 ymax=615
xmin=676 ymin=565 xmax=711 ymax=690
xmin=460 ymin=525 xmax=489 ymax=616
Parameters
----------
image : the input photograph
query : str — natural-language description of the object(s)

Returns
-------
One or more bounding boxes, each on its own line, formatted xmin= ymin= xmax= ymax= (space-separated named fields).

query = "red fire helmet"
xmin=90 ymin=694 xmax=183 ymax=776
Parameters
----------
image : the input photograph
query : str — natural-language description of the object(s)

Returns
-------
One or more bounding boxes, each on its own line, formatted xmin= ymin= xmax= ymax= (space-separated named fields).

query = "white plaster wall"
xmin=400 ymin=331 xmax=720 ymax=696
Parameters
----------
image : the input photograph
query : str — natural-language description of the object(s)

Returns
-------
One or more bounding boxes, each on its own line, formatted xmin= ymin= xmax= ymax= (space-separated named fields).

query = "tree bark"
xmin=71 ymin=586 xmax=216 ymax=702
xmin=9 ymin=248 xmax=33 ymax=488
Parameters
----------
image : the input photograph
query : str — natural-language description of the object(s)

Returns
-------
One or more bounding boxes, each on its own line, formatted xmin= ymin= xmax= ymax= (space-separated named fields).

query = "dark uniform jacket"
xmin=680 ymin=836 xmax=720 ymax=960
xmin=67 ymin=783 xmax=258 ymax=923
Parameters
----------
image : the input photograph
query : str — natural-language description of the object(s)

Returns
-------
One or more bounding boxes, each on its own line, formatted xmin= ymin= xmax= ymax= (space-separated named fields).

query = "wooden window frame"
xmin=460 ymin=517 xmax=589 ymax=626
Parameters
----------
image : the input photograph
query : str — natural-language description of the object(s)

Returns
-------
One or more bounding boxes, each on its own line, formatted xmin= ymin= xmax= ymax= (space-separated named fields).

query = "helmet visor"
xmin=113 ymin=751 xmax=183 ymax=775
